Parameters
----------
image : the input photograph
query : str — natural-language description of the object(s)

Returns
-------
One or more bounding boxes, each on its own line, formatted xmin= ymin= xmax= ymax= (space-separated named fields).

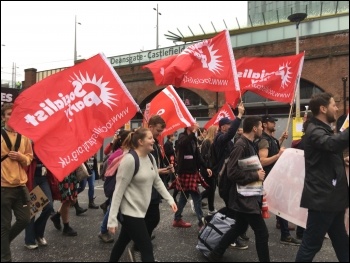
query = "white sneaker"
xmin=208 ymin=209 xmax=218 ymax=216
xmin=36 ymin=237 xmax=48 ymax=246
xmin=24 ymin=244 xmax=38 ymax=250
xmin=189 ymin=200 xmax=195 ymax=214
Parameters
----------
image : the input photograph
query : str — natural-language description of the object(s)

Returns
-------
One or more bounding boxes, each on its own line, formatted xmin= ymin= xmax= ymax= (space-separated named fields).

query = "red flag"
xmin=145 ymin=85 xmax=196 ymax=137
xmin=9 ymin=53 xmax=139 ymax=181
xmin=204 ymin=103 xmax=235 ymax=130
xmin=143 ymin=30 xmax=241 ymax=92
xmin=142 ymin=55 xmax=176 ymax=85
xmin=232 ymin=53 xmax=305 ymax=104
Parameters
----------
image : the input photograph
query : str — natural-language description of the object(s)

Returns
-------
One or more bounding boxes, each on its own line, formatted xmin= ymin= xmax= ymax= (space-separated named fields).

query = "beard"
xmin=326 ymin=111 xmax=336 ymax=123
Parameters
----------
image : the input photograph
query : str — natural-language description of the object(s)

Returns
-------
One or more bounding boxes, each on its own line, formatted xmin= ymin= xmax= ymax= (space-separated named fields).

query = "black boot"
xmin=50 ymin=212 xmax=62 ymax=230
xmin=74 ymin=199 xmax=87 ymax=216
xmin=89 ymin=198 xmax=99 ymax=209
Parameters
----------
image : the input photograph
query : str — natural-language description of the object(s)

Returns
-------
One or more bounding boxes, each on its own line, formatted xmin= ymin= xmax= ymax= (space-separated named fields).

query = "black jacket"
xmin=213 ymin=117 xmax=242 ymax=174
xmin=176 ymin=131 xmax=207 ymax=174
xmin=300 ymin=117 xmax=349 ymax=212
xmin=227 ymin=136 xmax=262 ymax=214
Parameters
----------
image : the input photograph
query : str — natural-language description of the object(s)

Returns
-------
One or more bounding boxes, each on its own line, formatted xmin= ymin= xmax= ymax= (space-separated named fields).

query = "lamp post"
xmin=153 ymin=4 xmax=161 ymax=49
xmin=288 ymin=12 xmax=307 ymax=118
xmin=74 ymin=15 xmax=81 ymax=63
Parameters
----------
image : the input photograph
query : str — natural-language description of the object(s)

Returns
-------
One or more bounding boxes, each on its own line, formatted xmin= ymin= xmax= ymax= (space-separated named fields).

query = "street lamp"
xmin=153 ymin=4 xmax=161 ymax=49
xmin=288 ymin=12 xmax=307 ymax=118
xmin=74 ymin=15 xmax=81 ymax=63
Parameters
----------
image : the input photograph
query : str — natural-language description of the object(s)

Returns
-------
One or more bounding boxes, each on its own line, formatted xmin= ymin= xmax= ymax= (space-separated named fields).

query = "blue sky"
xmin=1 ymin=1 xmax=247 ymax=82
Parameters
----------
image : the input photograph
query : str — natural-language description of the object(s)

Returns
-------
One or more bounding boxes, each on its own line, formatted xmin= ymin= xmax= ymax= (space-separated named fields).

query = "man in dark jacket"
xmin=212 ymin=103 xmax=245 ymax=176
xmin=296 ymin=92 xmax=349 ymax=262
xmin=208 ymin=116 xmax=270 ymax=262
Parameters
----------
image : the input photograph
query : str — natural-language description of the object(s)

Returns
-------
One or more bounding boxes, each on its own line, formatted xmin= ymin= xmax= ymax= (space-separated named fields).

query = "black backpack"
xmin=103 ymin=149 xmax=153 ymax=198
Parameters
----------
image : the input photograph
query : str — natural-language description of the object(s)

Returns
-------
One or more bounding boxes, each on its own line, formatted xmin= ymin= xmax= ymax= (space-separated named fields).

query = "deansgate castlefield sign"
xmin=108 ymin=44 xmax=188 ymax=67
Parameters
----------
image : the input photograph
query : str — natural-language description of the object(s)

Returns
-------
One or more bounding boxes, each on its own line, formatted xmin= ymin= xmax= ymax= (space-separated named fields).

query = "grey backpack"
xmin=196 ymin=212 xmax=235 ymax=257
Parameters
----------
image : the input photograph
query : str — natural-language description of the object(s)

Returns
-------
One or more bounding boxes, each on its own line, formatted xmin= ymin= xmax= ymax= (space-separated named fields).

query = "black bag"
xmin=103 ymin=149 xmax=153 ymax=198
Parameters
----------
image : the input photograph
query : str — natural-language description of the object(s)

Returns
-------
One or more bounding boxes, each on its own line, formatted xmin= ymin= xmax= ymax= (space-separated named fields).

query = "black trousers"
xmin=295 ymin=210 xmax=349 ymax=262
xmin=213 ymin=210 xmax=270 ymax=262
xmin=109 ymin=215 xmax=154 ymax=262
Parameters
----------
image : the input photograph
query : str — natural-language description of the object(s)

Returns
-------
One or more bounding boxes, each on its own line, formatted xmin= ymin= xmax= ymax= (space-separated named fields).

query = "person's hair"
xmin=167 ymin=134 xmax=174 ymax=140
xmin=309 ymin=92 xmax=333 ymax=116
xmin=205 ymin=126 xmax=217 ymax=143
xmin=1 ymin=103 xmax=13 ymax=117
xmin=243 ymin=116 xmax=262 ymax=133
xmin=123 ymin=127 xmax=150 ymax=149
xmin=148 ymin=115 xmax=166 ymax=129
xmin=117 ymin=130 xmax=132 ymax=150
xmin=197 ymin=127 xmax=206 ymax=137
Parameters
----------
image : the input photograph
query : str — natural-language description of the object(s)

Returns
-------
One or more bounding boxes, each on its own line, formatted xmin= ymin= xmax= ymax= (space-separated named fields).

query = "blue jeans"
xmin=25 ymin=176 xmax=54 ymax=245
xmin=101 ymin=206 xmax=110 ymax=234
xmin=77 ymin=172 xmax=95 ymax=200
xmin=295 ymin=210 xmax=349 ymax=262
xmin=174 ymin=190 xmax=203 ymax=225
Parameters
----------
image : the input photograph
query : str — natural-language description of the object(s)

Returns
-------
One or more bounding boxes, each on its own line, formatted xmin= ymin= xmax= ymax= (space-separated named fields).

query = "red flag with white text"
xmin=204 ymin=103 xmax=235 ymax=130
xmin=229 ymin=53 xmax=305 ymax=104
xmin=143 ymin=30 xmax=241 ymax=92
xmin=9 ymin=53 xmax=139 ymax=181
xmin=145 ymin=85 xmax=196 ymax=137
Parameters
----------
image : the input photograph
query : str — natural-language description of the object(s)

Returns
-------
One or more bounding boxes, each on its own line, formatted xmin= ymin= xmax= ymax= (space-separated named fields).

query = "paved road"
xmin=10 ymin=181 xmax=339 ymax=262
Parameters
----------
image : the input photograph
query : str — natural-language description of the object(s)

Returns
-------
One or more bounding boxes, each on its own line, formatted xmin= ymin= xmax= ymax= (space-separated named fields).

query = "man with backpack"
xmin=1 ymin=103 xmax=34 ymax=262
xmin=212 ymin=103 xmax=247 ymax=249
xmin=208 ymin=116 xmax=270 ymax=262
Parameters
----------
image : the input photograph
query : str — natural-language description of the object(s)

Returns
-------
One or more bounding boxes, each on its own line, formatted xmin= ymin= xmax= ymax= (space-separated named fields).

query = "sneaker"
xmin=189 ymin=200 xmax=195 ymax=214
xmin=230 ymin=239 xmax=248 ymax=250
xmin=280 ymin=236 xmax=301 ymax=246
xmin=172 ymin=219 xmax=192 ymax=228
xmin=62 ymin=226 xmax=77 ymax=236
xmin=201 ymin=201 xmax=208 ymax=208
xmin=98 ymin=232 xmax=114 ymax=243
xmin=24 ymin=244 xmax=38 ymax=250
xmin=208 ymin=210 xmax=218 ymax=216
xmin=36 ymin=237 xmax=48 ymax=246
xmin=239 ymin=233 xmax=250 ymax=241
xmin=50 ymin=213 xmax=61 ymax=230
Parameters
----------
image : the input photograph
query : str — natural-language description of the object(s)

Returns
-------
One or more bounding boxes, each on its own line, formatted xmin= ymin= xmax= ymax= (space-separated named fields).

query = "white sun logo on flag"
xmin=215 ymin=110 xmax=230 ymax=123
xmin=70 ymin=72 xmax=118 ymax=110
xmin=276 ymin=62 xmax=292 ymax=89
xmin=181 ymin=40 xmax=223 ymax=74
